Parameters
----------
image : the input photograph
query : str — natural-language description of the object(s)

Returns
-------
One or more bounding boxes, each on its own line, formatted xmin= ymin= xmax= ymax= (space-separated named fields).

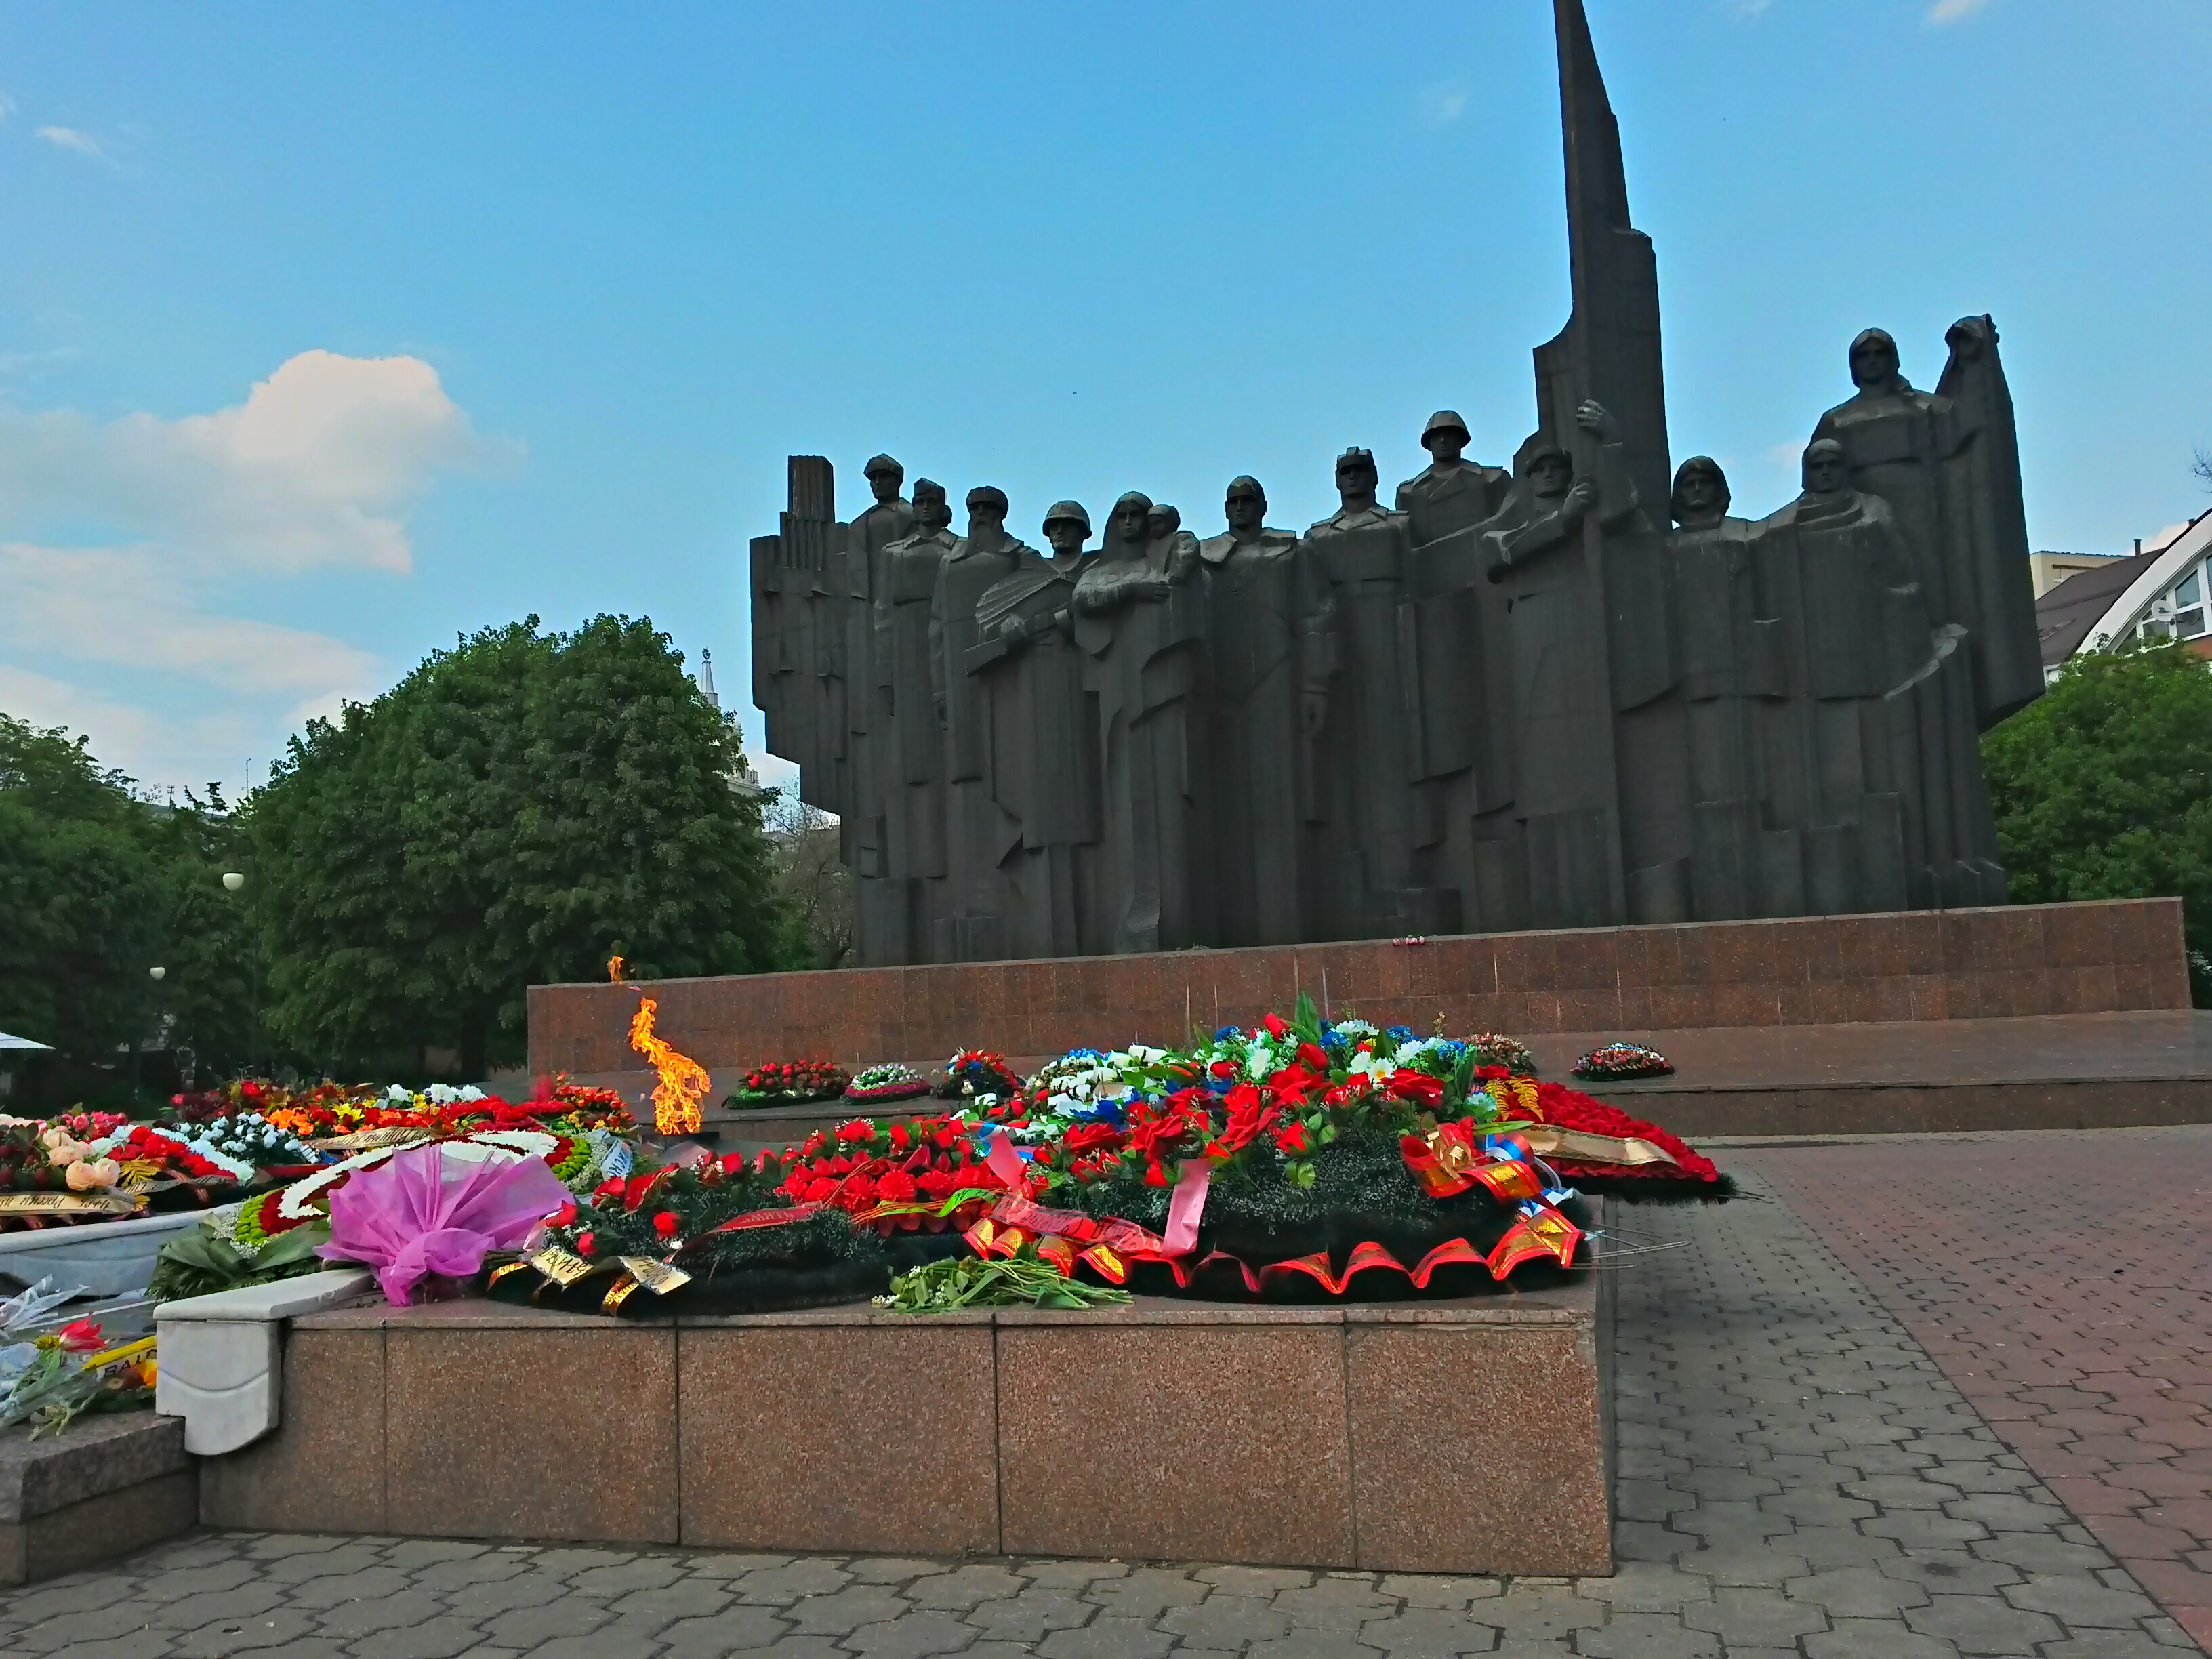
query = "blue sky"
xmin=3 ymin=0 xmax=2209 ymax=797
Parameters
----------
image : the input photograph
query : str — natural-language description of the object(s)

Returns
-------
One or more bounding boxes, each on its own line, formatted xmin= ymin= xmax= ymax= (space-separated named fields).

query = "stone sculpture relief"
xmin=745 ymin=0 xmax=2043 ymax=965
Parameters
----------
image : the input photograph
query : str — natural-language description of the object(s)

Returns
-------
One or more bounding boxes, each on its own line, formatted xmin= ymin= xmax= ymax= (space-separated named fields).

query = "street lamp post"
xmin=222 ymin=870 xmax=260 ymax=1076
xmin=136 ymin=965 xmax=165 ymax=1110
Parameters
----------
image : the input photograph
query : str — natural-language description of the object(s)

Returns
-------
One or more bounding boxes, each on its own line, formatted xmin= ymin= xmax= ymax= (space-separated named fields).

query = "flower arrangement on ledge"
xmin=844 ymin=1063 xmax=933 ymax=1105
xmin=144 ymin=1082 xmax=636 ymax=1301
xmin=139 ymin=1006 xmax=1727 ymax=1317
xmin=1574 ymin=1042 xmax=1675 ymax=1081
xmin=935 ymin=1050 xmax=1023 ymax=1107
xmin=727 ymin=1059 xmax=851 ymax=1109
xmin=0 ymin=1282 xmax=157 ymax=1435
xmin=493 ymin=1000 xmax=1729 ymax=1318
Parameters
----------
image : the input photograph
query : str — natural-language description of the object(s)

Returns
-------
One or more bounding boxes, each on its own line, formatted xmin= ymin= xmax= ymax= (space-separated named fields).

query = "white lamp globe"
xmin=222 ymin=872 xmax=246 ymax=892
xmin=149 ymin=966 xmax=166 ymax=981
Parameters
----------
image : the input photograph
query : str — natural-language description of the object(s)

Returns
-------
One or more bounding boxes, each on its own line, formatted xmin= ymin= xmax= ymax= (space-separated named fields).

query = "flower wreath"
xmin=1573 ymin=1042 xmax=1674 ymax=1081
xmin=844 ymin=1063 xmax=933 ymax=1104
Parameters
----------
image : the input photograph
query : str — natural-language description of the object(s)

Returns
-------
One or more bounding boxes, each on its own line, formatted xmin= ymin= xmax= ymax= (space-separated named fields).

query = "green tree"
xmin=1983 ymin=640 xmax=2212 ymax=999
xmin=252 ymin=615 xmax=796 ymax=1076
xmin=0 ymin=716 xmax=255 ymax=1091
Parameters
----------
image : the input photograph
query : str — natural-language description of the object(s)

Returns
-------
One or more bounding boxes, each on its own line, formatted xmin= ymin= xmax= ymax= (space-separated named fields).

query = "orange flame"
xmin=628 ymin=995 xmax=707 ymax=1136
xmin=607 ymin=954 xmax=627 ymax=983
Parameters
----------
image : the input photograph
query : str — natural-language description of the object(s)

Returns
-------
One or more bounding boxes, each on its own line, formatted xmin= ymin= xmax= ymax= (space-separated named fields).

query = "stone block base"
xmin=198 ymin=1279 xmax=1612 ymax=1574
xmin=0 ymin=1414 xmax=197 ymax=1585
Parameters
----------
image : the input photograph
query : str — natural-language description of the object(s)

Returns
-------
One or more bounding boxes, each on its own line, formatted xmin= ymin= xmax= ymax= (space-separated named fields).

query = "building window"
xmin=2173 ymin=569 xmax=2205 ymax=638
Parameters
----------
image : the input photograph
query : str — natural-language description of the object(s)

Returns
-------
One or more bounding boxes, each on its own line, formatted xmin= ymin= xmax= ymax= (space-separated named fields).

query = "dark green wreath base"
xmin=721 ymin=1088 xmax=848 ymax=1111
xmin=482 ymin=1129 xmax=1727 ymax=1317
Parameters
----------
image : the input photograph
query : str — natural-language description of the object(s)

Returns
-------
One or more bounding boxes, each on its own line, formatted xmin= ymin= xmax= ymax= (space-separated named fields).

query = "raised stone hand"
xmin=1574 ymin=399 xmax=1619 ymax=443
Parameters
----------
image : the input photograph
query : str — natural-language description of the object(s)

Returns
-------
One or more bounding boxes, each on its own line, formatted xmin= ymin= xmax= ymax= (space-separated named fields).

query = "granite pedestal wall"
xmin=196 ymin=1279 xmax=1612 ymax=1575
xmin=529 ymin=899 xmax=2190 ymax=1082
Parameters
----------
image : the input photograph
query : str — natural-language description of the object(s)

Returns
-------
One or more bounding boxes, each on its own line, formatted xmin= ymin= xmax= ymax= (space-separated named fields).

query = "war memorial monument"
xmin=529 ymin=0 xmax=2190 ymax=1133
xmin=115 ymin=0 xmax=2201 ymax=1595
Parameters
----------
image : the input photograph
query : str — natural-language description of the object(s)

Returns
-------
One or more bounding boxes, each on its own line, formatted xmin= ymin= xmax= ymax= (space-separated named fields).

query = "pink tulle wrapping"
xmin=319 ymin=1143 xmax=573 ymax=1305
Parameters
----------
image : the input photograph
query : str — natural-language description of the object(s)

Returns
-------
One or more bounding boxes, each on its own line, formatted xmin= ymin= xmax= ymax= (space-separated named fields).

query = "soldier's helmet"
xmin=1042 ymin=500 xmax=1092 ymax=536
xmin=1422 ymin=410 xmax=1471 ymax=452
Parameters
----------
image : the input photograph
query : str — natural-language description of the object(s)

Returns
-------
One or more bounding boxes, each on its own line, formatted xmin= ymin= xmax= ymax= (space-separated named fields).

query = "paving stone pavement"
xmin=1744 ymin=1127 xmax=2212 ymax=1654
xmin=0 ymin=1154 xmax=2200 ymax=1658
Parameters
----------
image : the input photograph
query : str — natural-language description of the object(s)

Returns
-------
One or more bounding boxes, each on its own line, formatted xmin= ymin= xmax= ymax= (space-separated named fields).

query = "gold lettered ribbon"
xmin=528 ymin=1246 xmax=597 ymax=1287
xmin=1515 ymin=1127 xmax=1680 ymax=1169
xmin=1470 ymin=1159 xmax=1547 ymax=1203
xmin=310 ymin=1127 xmax=433 ymax=1153
xmin=487 ymin=1258 xmax=536 ymax=1290
xmin=1078 ymin=1244 xmax=1127 ymax=1284
xmin=617 ymin=1256 xmax=692 ymax=1296
xmin=0 ymin=1191 xmax=142 ymax=1218
xmin=601 ymin=1273 xmax=644 ymax=1312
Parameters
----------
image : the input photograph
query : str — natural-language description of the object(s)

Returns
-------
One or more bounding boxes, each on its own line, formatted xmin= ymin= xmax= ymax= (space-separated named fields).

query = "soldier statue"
xmin=1479 ymin=403 xmax=1647 ymax=928
xmin=958 ymin=500 xmax=1100 ymax=958
xmin=1395 ymin=410 xmax=1519 ymax=928
xmin=929 ymin=486 xmax=1030 ymax=961
xmin=1305 ymin=447 xmax=1454 ymax=937
xmin=1200 ymin=476 xmax=1332 ymax=945
xmin=842 ymin=455 xmax=913 ymax=911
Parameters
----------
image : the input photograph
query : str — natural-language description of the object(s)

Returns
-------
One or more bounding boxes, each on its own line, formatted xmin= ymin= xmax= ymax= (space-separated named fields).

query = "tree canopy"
xmin=0 ymin=716 xmax=254 ymax=1084
xmin=1984 ymin=640 xmax=2212 ymax=998
xmin=252 ymin=614 xmax=796 ymax=1074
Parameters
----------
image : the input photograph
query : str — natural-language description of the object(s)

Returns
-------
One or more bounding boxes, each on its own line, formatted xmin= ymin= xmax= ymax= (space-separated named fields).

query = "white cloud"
xmin=0 ymin=94 xmax=16 ymax=123
xmin=0 ymin=350 xmax=510 ymax=574
xmin=0 ymin=542 xmax=380 ymax=699
xmin=0 ymin=345 xmax=81 ymax=384
xmin=0 ymin=352 xmax=514 ymax=793
xmin=1728 ymin=0 xmax=1774 ymax=17
xmin=1417 ymin=83 xmax=1468 ymax=128
xmin=748 ymin=747 xmax=800 ymax=792
xmin=1927 ymin=0 xmax=1993 ymax=22
xmin=34 ymin=125 xmax=106 ymax=160
xmin=0 ymin=662 xmax=262 ymax=796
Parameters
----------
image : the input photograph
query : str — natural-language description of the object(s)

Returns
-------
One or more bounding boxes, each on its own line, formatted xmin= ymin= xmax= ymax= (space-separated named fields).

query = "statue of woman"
xmin=1813 ymin=323 xmax=2042 ymax=729
xmin=871 ymin=480 xmax=958 ymax=961
xmin=1642 ymin=457 xmax=1795 ymax=918
xmin=1073 ymin=492 xmax=1210 ymax=952
xmin=1757 ymin=440 xmax=2005 ymax=914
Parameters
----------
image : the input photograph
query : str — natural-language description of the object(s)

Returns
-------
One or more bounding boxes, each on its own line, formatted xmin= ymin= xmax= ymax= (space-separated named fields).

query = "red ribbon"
xmin=703 ymin=1202 xmax=823 ymax=1236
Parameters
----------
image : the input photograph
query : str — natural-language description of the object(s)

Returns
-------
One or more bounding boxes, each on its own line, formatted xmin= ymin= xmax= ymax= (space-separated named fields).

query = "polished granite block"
xmin=527 ymin=900 xmax=2188 ymax=1092
xmin=196 ymin=1282 xmax=1608 ymax=1572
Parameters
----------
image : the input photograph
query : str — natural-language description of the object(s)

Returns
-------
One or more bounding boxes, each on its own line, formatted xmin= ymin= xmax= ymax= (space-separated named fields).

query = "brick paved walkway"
xmin=0 ymin=1151 xmax=2200 ymax=1658
xmin=1746 ymin=1126 xmax=2212 ymax=1654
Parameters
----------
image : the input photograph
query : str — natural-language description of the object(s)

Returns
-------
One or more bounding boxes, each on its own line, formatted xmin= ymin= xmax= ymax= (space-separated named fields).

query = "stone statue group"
xmin=752 ymin=319 xmax=2043 ymax=968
